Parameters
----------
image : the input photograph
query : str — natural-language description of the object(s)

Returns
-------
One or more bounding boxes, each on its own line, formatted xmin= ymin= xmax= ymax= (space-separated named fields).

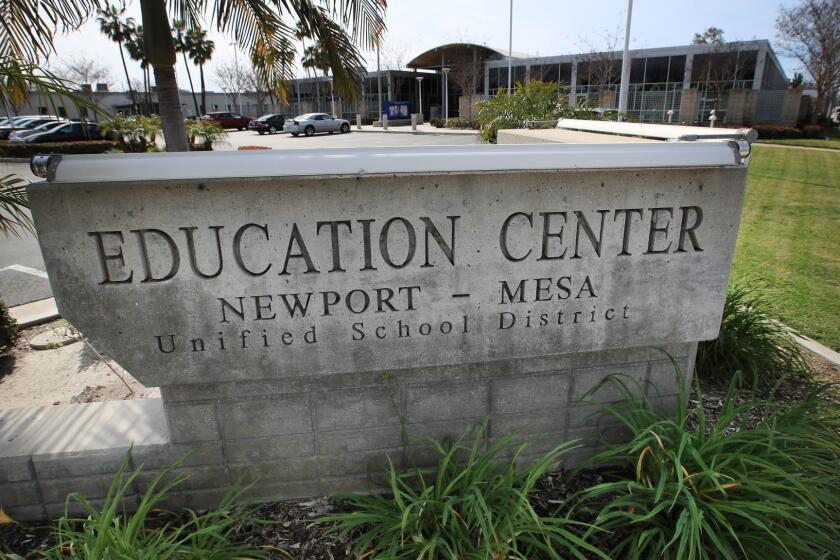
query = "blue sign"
xmin=384 ymin=100 xmax=410 ymax=119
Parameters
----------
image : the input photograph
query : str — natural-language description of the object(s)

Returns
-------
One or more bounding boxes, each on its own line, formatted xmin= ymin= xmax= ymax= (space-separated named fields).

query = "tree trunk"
xmin=142 ymin=0 xmax=188 ymax=151
xmin=153 ymin=65 xmax=189 ymax=151
xmin=200 ymin=64 xmax=206 ymax=114
xmin=182 ymin=50 xmax=200 ymax=116
xmin=118 ymin=42 xmax=138 ymax=113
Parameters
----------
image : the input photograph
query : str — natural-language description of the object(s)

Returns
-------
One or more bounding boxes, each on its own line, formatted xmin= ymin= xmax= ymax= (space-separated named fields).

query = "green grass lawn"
xmin=732 ymin=145 xmax=840 ymax=350
xmin=758 ymin=138 xmax=840 ymax=150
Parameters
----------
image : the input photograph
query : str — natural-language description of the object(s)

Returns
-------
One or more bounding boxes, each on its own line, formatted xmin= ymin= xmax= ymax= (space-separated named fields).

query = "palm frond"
xmin=0 ymin=57 xmax=103 ymax=117
xmin=0 ymin=175 xmax=33 ymax=238
xmin=0 ymin=0 xmax=101 ymax=62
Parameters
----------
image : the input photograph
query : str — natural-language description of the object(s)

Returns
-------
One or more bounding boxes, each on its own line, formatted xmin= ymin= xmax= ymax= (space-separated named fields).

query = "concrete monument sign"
xmin=4 ymin=139 xmax=749 ymax=518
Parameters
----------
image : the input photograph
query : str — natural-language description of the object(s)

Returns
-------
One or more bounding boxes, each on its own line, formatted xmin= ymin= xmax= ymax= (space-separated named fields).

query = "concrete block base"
xmin=0 ymin=343 xmax=694 ymax=521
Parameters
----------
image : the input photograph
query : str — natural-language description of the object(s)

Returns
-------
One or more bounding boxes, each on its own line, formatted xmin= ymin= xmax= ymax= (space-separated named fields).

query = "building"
xmin=408 ymin=39 xmax=802 ymax=125
xmin=13 ymin=39 xmax=804 ymax=126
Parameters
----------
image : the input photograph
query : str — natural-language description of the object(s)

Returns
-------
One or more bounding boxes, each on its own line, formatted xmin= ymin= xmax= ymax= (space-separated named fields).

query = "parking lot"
xmin=217 ymin=126 xmax=479 ymax=150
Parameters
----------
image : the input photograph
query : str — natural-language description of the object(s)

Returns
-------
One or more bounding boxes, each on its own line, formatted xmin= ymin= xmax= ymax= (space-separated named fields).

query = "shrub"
xmin=475 ymin=80 xmax=602 ymax=143
xmin=0 ymin=140 xmax=117 ymax=157
xmin=0 ymin=299 xmax=17 ymax=349
xmin=186 ymin=119 xmax=226 ymax=150
xmin=570 ymin=372 xmax=840 ymax=560
xmin=99 ymin=114 xmax=160 ymax=153
xmin=752 ymin=125 xmax=804 ymax=140
xmin=801 ymin=124 xmax=825 ymax=138
xmin=443 ymin=117 xmax=478 ymax=129
xmin=323 ymin=421 xmax=606 ymax=559
xmin=696 ymin=281 xmax=810 ymax=389
xmin=31 ymin=454 xmax=267 ymax=560
xmin=429 ymin=117 xmax=445 ymax=128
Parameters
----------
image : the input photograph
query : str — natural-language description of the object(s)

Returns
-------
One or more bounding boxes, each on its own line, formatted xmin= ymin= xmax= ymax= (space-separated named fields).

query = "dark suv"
xmin=248 ymin=114 xmax=286 ymax=134
xmin=200 ymin=112 xmax=252 ymax=130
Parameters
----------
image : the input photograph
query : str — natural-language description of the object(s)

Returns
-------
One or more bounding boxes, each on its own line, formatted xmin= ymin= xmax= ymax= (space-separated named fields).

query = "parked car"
xmin=248 ymin=114 xmax=286 ymax=134
xmin=0 ymin=116 xmax=62 ymax=139
xmin=8 ymin=119 xmax=69 ymax=141
xmin=287 ymin=113 xmax=351 ymax=137
xmin=200 ymin=112 xmax=251 ymax=130
xmin=19 ymin=122 xmax=102 ymax=143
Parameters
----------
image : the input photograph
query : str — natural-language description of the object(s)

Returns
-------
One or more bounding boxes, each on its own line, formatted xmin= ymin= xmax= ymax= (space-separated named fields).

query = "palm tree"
xmin=3 ymin=0 xmax=386 ymax=152
xmin=186 ymin=29 xmax=214 ymax=115
xmin=0 ymin=59 xmax=101 ymax=235
xmin=125 ymin=26 xmax=152 ymax=114
xmin=97 ymin=3 xmax=138 ymax=114
xmin=302 ymin=41 xmax=334 ymax=114
xmin=172 ymin=19 xmax=200 ymax=117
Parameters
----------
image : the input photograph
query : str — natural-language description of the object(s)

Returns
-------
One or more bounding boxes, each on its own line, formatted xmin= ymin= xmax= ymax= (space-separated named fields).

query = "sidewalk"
xmin=353 ymin=123 xmax=479 ymax=135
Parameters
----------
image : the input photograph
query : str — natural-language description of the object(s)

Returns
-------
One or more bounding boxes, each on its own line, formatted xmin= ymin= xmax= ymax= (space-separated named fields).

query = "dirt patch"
xmin=0 ymin=320 xmax=158 ymax=411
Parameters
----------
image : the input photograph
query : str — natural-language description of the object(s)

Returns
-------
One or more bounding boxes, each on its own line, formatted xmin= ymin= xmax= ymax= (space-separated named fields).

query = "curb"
xmin=351 ymin=129 xmax=479 ymax=136
xmin=9 ymin=298 xmax=60 ymax=328
xmin=792 ymin=333 xmax=840 ymax=367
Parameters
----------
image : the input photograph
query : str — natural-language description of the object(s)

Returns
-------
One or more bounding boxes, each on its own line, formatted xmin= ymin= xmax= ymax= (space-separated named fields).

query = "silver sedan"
xmin=287 ymin=113 xmax=351 ymax=137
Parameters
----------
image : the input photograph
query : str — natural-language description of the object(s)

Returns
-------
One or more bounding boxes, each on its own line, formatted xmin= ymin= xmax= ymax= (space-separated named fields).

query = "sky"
xmin=49 ymin=0 xmax=805 ymax=93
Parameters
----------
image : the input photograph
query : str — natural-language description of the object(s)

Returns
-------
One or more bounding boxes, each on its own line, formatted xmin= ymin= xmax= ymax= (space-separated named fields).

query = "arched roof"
xmin=407 ymin=43 xmax=531 ymax=69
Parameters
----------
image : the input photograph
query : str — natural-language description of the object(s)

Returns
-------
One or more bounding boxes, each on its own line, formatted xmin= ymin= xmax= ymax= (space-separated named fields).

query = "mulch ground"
xmin=2 ymin=352 xmax=838 ymax=559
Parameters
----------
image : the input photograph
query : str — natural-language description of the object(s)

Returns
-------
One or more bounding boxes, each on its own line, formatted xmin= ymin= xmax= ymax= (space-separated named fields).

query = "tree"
xmin=186 ymin=29 xmax=214 ymax=114
xmin=54 ymin=56 xmax=112 ymax=117
xmin=124 ymin=26 xmax=152 ymax=114
xmin=56 ymin=56 xmax=111 ymax=89
xmin=302 ymin=40 xmax=334 ymax=114
xmin=242 ymin=67 xmax=271 ymax=114
xmin=172 ymin=19 xmax=200 ymax=117
xmin=691 ymin=42 xmax=742 ymax=118
xmin=2 ymin=0 xmax=386 ymax=152
xmin=447 ymin=45 xmax=484 ymax=121
xmin=692 ymin=27 xmax=726 ymax=45
xmin=97 ymin=3 xmax=138 ymax=113
xmin=576 ymin=28 xmax=623 ymax=106
xmin=0 ymin=60 xmax=100 ymax=235
xmin=214 ymin=59 xmax=248 ymax=110
xmin=776 ymin=0 xmax=840 ymax=120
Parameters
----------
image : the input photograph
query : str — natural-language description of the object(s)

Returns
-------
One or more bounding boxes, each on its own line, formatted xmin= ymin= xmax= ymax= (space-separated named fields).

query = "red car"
xmin=200 ymin=112 xmax=252 ymax=130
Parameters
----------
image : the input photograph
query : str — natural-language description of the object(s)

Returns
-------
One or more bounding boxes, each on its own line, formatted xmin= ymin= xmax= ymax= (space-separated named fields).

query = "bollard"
xmin=382 ymin=114 xmax=388 ymax=130
xmin=709 ymin=109 xmax=717 ymax=128
xmin=411 ymin=114 xmax=417 ymax=131
xmin=356 ymin=114 xmax=361 ymax=130
xmin=667 ymin=109 xmax=674 ymax=123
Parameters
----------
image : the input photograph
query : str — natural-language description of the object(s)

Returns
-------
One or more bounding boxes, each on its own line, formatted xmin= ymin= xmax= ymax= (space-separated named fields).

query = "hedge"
xmin=751 ymin=124 xmax=827 ymax=140
xmin=0 ymin=140 xmax=117 ymax=157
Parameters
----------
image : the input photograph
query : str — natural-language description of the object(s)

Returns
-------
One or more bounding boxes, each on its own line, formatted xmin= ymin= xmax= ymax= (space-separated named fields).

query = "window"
xmin=630 ymin=59 xmax=645 ymax=82
xmin=644 ymin=57 xmax=669 ymax=83
xmin=559 ymin=63 xmax=572 ymax=84
xmin=57 ymin=106 xmax=67 ymax=118
xmin=668 ymin=56 xmax=686 ymax=83
xmin=735 ymin=51 xmax=757 ymax=81
xmin=513 ymin=65 xmax=526 ymax=86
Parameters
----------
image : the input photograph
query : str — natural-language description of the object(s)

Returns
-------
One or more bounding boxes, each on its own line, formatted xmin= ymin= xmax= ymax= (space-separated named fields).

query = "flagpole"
xmin=617 ymin=0 xmax=633 ymax=120
xmin=507 ymin=0 xmax=513 ymax=93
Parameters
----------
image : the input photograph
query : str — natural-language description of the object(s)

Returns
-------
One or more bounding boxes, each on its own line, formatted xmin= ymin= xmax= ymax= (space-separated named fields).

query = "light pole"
xmin=507 ymin=0 xmax=513 ymax=93
xmin=329 ymin=77 xmax=336 ymax=116
xmin=416 ymin=76 xmax=424 ymax=122
xmin=442 ymin=67 xmax=451 ymax=125
xmin=230 ymin=41 xmax=244 ymax=115
xmin=617 ymin=0 xmax=633 ymax=120
xmin=376 ymin=43 xmax=383 ymax=123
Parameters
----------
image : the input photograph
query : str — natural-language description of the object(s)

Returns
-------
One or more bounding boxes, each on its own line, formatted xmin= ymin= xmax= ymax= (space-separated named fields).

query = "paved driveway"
xmin=216 ymin=127 xmax=479 ymax=150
